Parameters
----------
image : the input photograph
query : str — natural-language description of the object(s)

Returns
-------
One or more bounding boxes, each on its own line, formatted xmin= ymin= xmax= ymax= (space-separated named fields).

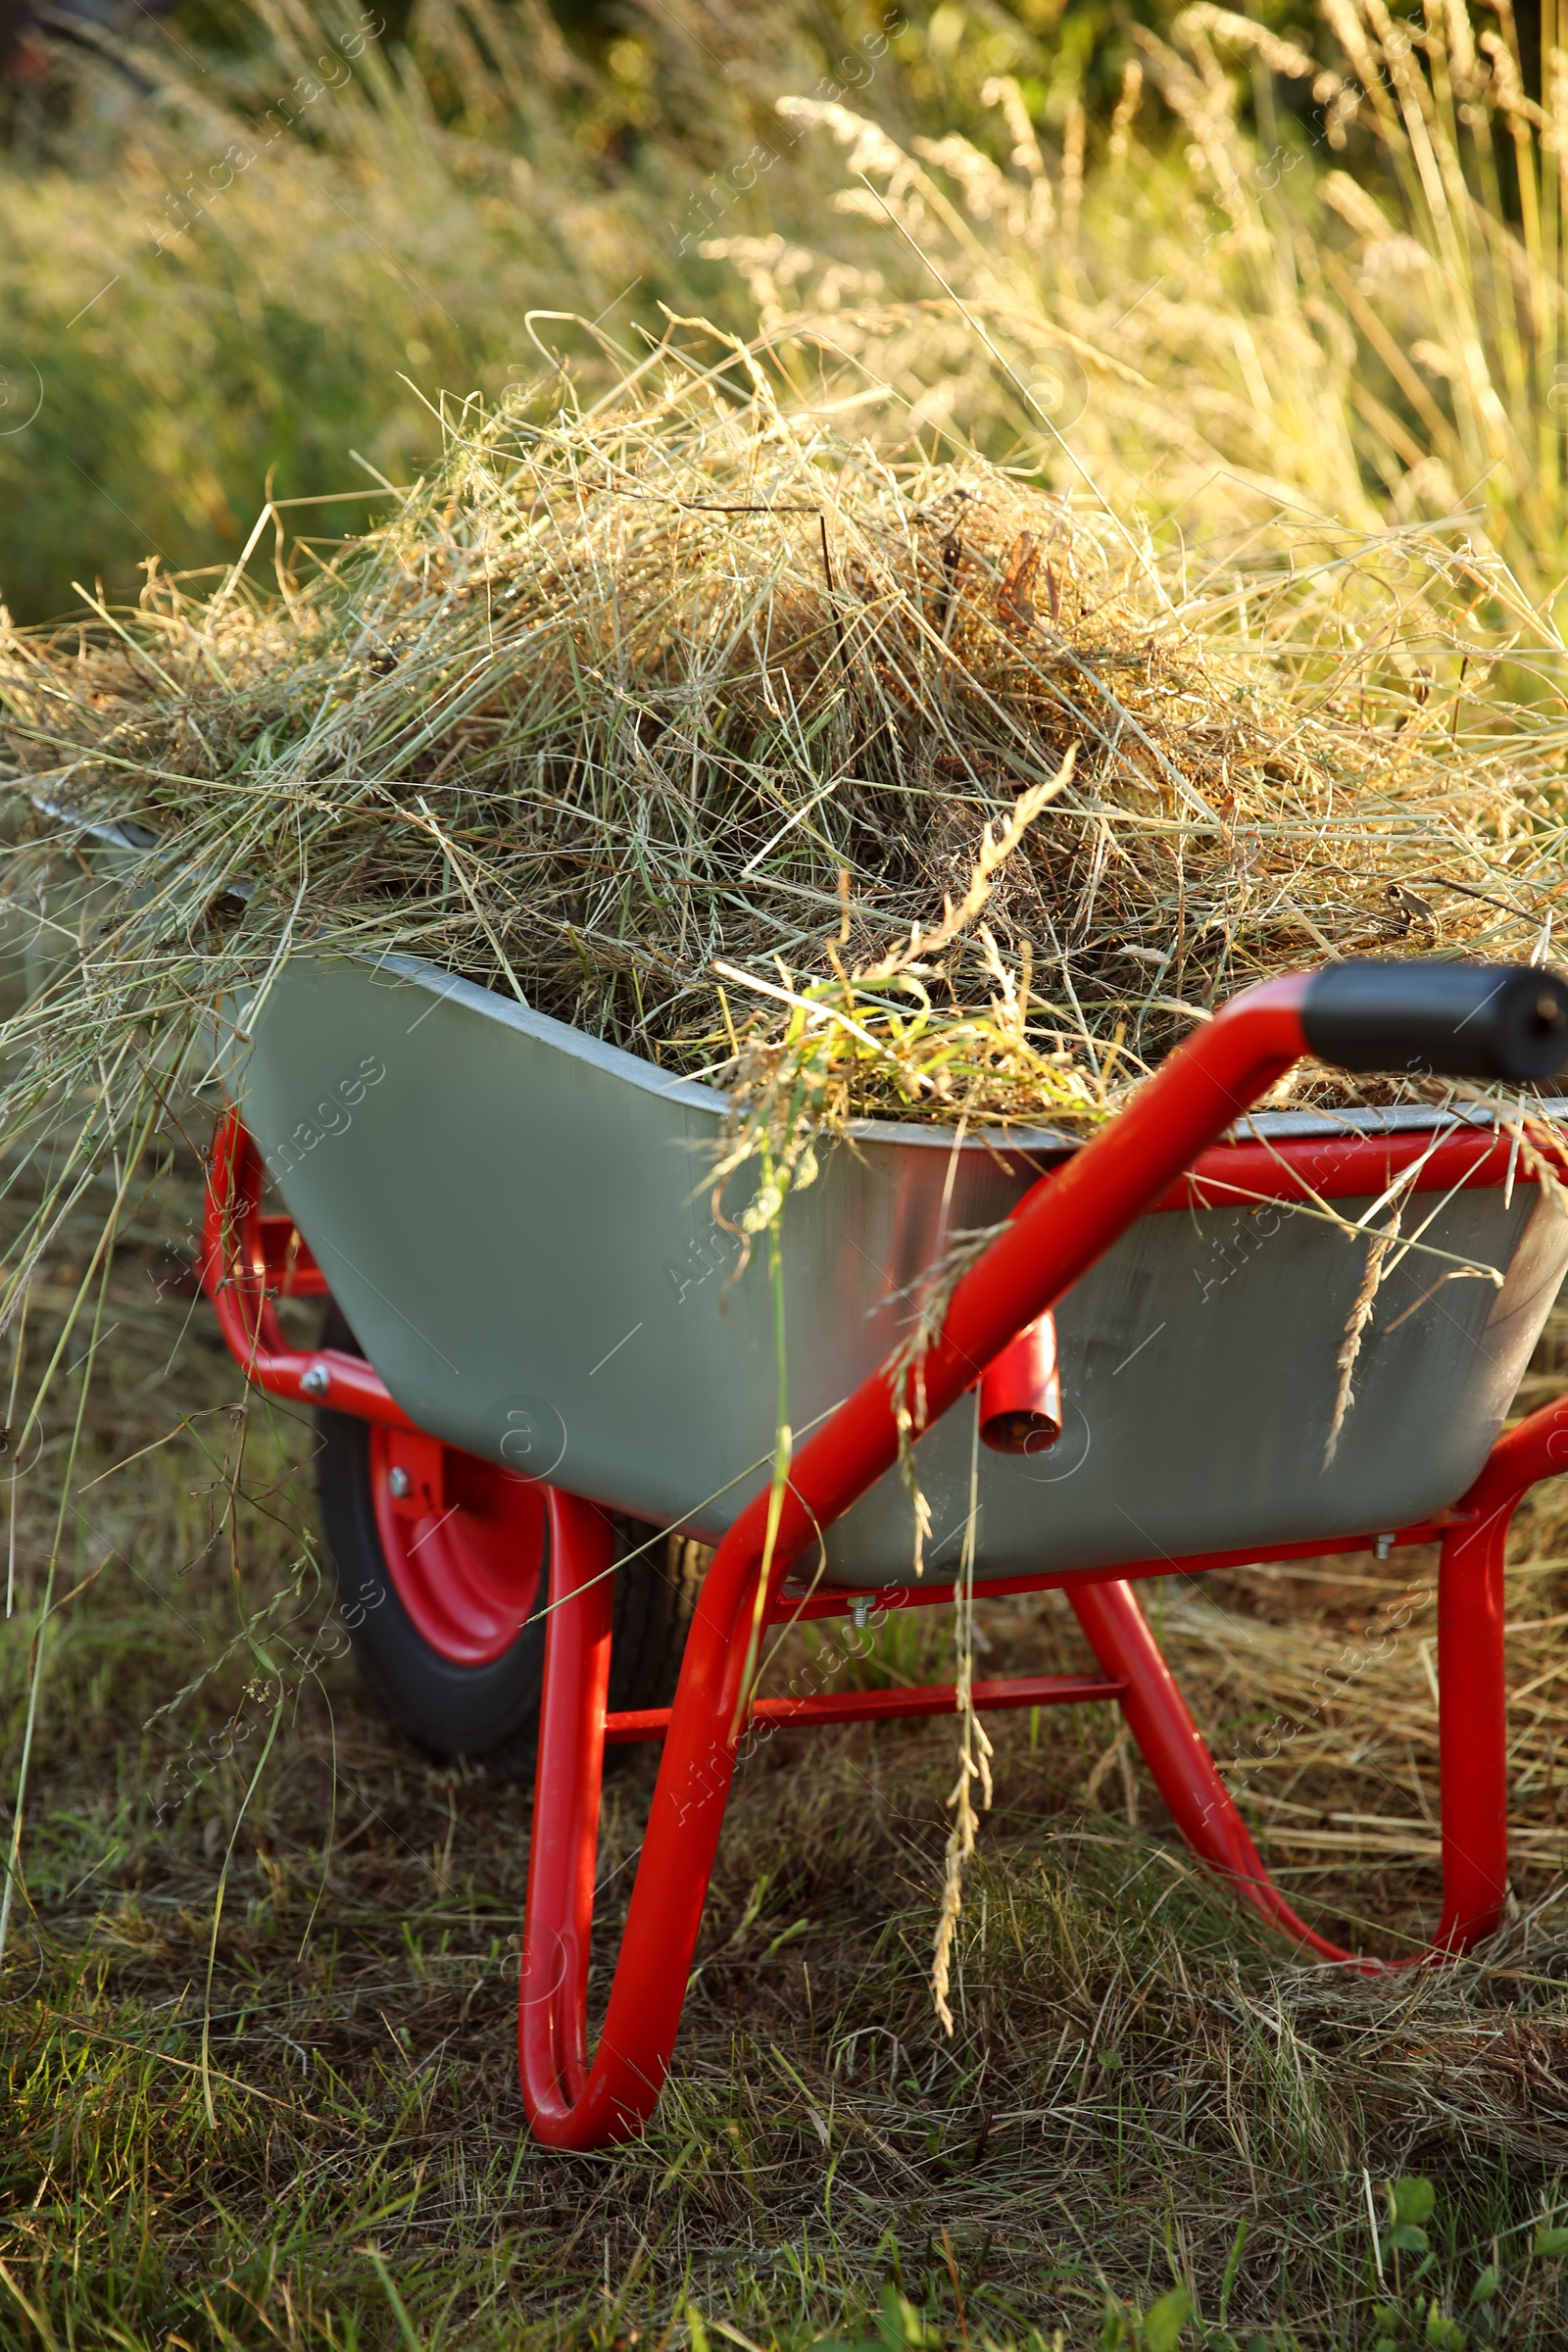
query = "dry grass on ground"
xmin=7 ymin=1150 xmax=1568 ymax=2349
xmin=11 ymin=4 xmax=1568 ymax=2341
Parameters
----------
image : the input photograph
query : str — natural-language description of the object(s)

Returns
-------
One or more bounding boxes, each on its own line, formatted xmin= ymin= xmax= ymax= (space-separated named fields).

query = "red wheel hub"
xmin=368 ymin=1425 xmax=548 ymax=1666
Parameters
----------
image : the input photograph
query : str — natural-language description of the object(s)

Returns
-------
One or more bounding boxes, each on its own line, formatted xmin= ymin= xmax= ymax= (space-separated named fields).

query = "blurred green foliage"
xmin=0 ymin=0 xmax=1549 ymax=621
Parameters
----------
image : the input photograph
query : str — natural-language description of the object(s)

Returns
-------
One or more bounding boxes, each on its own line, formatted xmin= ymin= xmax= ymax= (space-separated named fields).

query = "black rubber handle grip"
xmin=1300 ymin=959 xmax=1568 ymax=1082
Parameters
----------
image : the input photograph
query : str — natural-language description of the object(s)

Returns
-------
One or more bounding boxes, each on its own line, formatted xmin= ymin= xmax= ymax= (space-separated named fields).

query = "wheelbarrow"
xmin=202 ymin=953 xmax=1568 ymax=2149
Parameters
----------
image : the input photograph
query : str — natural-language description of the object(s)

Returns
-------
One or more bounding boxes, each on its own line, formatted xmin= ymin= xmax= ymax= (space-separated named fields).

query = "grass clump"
xmin=6 ymin=1166 xmax=1568 ymax=2347
xmin=9 ymin=0 xmax=1568 ymax=1187
xmin=4 ymin=336 xmax=1567 ymax=1202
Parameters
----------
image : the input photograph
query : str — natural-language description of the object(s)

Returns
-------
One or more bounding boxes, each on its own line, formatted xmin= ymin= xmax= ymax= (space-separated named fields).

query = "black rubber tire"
xmin=312 ymin=1306 xmax=699 ymax=1780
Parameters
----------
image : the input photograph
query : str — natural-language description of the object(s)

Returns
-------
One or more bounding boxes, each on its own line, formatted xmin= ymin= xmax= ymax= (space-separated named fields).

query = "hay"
xmin=3 ymin=332 xmax=1566 ymax=1224
xmin=3 ymin=328 xmax=1567 ymax=2092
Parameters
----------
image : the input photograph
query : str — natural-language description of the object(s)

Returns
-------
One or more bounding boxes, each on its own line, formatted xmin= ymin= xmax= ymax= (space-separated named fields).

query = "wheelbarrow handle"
xmin=1303 ymin=959 xmax=1568 ymax=1082
xmin=518 ymin=956 xmax=1568 ymax=2147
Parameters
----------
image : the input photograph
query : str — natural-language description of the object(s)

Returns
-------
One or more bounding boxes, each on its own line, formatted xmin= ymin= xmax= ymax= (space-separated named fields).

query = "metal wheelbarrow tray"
xmin=204 ymin=952 xmax=1568 ymax=2148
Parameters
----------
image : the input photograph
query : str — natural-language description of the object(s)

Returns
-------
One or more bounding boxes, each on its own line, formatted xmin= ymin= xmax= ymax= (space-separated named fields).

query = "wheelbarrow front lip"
xmin=343 ymin=949 xmax=1568 ymax=1154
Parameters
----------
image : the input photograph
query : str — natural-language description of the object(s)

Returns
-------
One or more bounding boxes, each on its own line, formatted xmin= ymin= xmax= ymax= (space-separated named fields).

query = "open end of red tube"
xmin=982 ymin=1406 xmax=1063 ymax=1454
xmin=979 ymin=1311 xmax=1062 ymax=1454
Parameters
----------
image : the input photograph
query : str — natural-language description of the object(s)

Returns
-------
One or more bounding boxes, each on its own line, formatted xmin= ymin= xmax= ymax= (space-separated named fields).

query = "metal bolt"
xmin=1375 ymin=1532 xmax=1395 ymax=1561
xmin=388 ymin=1465 xmax=412 ymax=1499
xmin=851 ymin=1595 xmax=872 ymax=1630
xmin=300 ymin=1363 xmax=331 ymax=1397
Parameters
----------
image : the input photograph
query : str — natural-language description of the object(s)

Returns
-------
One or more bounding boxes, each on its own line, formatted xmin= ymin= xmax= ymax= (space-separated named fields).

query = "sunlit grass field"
xmin=10 ymin=2 xmax=1568 ymax=2344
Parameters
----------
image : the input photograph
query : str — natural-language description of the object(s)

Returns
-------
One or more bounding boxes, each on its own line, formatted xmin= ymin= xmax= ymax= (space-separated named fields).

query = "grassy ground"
xmin=11 ymin=1 xmax=1568 ymax=2342
xmin=7 ymin=1144 xmax=1568 ymax=2349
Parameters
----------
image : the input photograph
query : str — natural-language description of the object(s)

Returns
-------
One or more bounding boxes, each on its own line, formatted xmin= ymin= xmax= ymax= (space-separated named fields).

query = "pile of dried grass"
xmin=2 ymin=333 xmax=1566 ymax=1212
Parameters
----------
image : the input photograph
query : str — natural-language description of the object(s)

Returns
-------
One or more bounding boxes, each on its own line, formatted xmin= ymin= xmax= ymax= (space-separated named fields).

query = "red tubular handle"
xmin=519 ymin=973 xmax=1315 ymax=2143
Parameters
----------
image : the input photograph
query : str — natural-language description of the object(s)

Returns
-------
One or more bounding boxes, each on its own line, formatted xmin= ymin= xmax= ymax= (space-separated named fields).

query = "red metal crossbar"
xmin=604 ymin=1670 xmax=1126 ymax=1743
xmin=201 ymin=971 xmax=1568 ymax=2153
xmin=765 ymin=1520 xmax=1474 ymax=1622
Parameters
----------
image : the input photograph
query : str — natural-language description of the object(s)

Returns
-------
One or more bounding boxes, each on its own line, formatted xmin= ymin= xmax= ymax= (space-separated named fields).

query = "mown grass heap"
xmin=2 ymin=339 xmax=1566 ymax=1198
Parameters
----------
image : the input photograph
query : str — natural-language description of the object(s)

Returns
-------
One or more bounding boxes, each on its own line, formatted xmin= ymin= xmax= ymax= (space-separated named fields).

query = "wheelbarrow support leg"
xmin=519 ymin=1492 xmax=778 ymax=2146
xmin=1432 ymin=1507 xmax=1509 ymax=1949
xmin=1071 ymin=1396 xmax=1568 ymax=1964
xmin=1068 ymin=1578 xmax=1371 ymax=1963
xmin=1069 ymin=1564 xmax=1509 ymax=1964
xmin=1424 ymin=1392 xmax=1568 ymax=1947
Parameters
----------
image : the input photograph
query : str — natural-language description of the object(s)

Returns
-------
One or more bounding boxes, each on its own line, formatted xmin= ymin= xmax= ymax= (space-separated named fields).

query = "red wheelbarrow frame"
xmin=203 ymin=968 xmax=1568 ymax=2150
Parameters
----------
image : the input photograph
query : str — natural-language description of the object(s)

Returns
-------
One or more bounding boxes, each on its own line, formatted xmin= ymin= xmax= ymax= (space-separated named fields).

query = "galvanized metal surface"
xmin=235 ymin=955 xmax=1568 ymax=1583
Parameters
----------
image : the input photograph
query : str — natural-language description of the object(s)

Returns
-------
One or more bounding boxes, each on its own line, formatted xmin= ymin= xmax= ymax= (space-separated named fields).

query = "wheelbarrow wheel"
xmin=312 ymin=1305 xmax=698 ymax=1779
